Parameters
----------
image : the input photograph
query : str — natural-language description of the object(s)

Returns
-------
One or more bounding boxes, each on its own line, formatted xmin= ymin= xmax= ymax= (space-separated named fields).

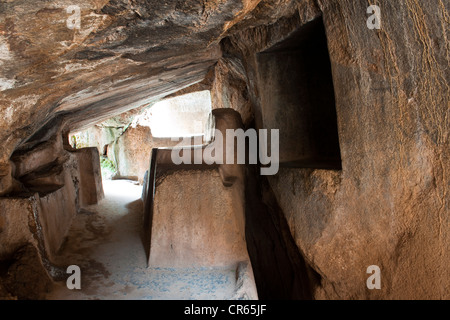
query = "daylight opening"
xmin=143 ymin=90 xmax=212 ymax=138
xmin=68 ymin=90 xmax=213 ymax=184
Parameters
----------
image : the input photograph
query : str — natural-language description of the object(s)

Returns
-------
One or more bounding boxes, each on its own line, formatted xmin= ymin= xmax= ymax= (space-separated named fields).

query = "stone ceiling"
xmin=0 ymin=0 xmax=299 ymax=159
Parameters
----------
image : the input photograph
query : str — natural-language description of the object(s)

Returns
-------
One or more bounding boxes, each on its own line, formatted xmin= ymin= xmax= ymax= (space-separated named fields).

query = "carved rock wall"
xmin=219 ymin=0 xmax=449 ymax=299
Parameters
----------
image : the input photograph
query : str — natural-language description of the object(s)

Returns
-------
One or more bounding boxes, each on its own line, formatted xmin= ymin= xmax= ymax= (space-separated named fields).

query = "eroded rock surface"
xmin=0 ymin=0 xmax=448 ymax=300
xmin=0 ymin=244 xmax=53 ymax=300
xmin=221 ymin=0 xmax=449 ymax=299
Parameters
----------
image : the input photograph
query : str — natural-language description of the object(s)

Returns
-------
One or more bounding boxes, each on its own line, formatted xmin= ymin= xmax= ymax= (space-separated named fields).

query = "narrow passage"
xmin=46 ymin=179 xmax=238 ymax=300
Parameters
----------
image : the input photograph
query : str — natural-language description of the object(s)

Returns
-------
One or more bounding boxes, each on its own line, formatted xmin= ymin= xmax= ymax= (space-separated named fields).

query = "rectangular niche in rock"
xmin=256 ymin=17 xmax=342 ymax=169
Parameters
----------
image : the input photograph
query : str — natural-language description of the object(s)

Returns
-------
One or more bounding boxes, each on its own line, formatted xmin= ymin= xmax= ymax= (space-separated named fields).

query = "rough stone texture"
xmin=0 ymin=196 xmax=39 ymax=260
xmin=0 ymin=0 xmax=448 ymax=300
xmin=38 ymin=172 xmax=78 ymax=260
xmin=231 ymin=261 xmax=259 ymax=300
xmin=256 ymin=17 xmax=341 ymax=167
xmin=1 ymin=137 xmax=104 ymax=297
xmin=69 ymin=103 xmax=154 ymax=152
xmin=74 ymin=120 xmax=205 ymax=185
xmin=70 ymin=125 xmax=124 ymax=152
xmin=20 ymin=163 xmax=66 ymax=193
xmin=245 ymin=165 xmax=317 ymax=299
xmin=109 ymin=124 xmax=198 ymax=183
xmin=1 ymin=244 xmax=53 ymax=300
xmin=11 ymin=134 xmax=65 ymax=179
xmin=0 ymin=282 xmax=16 ymax=300
xmin=211 ymin=58 xmax=254 ymax=127
xmin=222 ymin=0 xmax=449 ymax=299
xmin=0 ymin=0 xmax=220 ymax=193
xmin=0 ymin=162 xmax=16 ymax=197
xmin=0 ymin=197 xmax=55 ymax=299
xmin=0 ymin=0 xmax=302 ymax=195
xmin=1 ymin=170 xmax=76 ymax=264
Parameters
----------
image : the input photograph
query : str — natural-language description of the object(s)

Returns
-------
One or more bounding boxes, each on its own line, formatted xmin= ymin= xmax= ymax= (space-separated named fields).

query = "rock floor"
xmin=45 ymin=179 xmax=238 ymax=300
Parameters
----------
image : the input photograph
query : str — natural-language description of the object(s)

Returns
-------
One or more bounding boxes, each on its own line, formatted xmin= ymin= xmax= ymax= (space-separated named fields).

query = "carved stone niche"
xmin=256 ymin=17 xmax=342 ymax=170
